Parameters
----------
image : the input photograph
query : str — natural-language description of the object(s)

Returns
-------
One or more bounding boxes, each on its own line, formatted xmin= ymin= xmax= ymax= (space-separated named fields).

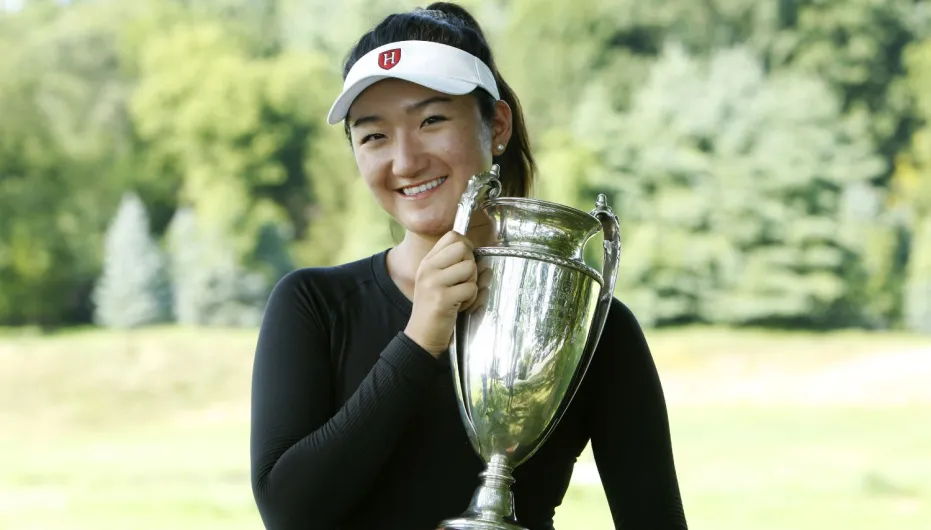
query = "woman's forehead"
xmin=349 ymin=79 xmax=465 ymax=119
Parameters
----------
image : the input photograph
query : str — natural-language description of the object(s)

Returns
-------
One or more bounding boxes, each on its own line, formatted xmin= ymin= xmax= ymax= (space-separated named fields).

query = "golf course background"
xmin=3 ymin=1 xmax=931 ymax=528
xmin=3 ymin=326 xmax=928 ymax=529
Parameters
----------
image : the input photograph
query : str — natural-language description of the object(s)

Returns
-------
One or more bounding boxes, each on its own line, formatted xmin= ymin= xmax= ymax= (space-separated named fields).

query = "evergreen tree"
xmin=92 ymin=192 xmax=171 ymax=328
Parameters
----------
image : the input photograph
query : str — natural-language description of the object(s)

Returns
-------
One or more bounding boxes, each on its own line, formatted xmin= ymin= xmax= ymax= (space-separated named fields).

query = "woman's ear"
xmin=490 ymin=99 xmax=513 ymax=154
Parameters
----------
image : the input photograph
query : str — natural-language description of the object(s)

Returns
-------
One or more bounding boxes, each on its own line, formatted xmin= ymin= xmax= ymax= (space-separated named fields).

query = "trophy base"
xmin=437 ymin=455 xmax=526 ymax=530
xmin=439 ymin=517 xmax=526 ymax=530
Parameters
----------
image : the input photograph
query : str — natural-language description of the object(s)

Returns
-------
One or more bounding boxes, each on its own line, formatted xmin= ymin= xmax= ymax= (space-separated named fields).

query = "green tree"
xmin=589 ymin=44 xmax=886 ymax=327
xmin=0 ymin=0 xmax=138 ymax=326
xmin=130 ymin=20 xmax=339 ymax=270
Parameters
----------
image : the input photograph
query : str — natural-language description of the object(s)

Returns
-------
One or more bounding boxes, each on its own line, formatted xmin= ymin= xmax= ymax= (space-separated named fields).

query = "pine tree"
xmin=92 ymin=192 xmax=171 ymax=328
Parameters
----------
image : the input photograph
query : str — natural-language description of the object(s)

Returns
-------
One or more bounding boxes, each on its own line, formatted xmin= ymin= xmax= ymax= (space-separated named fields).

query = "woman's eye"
xmin=360 ymin=133 xmax=385 ymax=145
xmin=422 ymin=115 xmax=447 ymax=126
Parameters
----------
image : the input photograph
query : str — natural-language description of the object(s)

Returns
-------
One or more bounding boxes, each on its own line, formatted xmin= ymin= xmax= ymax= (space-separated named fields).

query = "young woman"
xmin=249 ymin=3 xmax=688 ymax=529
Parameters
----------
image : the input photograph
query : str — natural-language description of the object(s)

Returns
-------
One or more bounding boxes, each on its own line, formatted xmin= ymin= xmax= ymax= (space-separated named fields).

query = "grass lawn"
xmin=1 ymin=325 xmax=929 ymax=529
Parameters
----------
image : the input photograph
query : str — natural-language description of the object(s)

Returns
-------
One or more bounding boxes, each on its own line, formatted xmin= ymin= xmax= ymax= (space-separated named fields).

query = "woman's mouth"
xmin=400 ymin=177 xmax=447 ymax=197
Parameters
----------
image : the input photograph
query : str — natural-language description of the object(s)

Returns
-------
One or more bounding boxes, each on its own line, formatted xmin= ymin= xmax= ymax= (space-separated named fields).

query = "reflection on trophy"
xmin=438 ymin=165 xmax=621 ymax=530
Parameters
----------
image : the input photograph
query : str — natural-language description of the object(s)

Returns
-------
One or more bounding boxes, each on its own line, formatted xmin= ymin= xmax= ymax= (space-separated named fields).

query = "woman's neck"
xmin=386 ymin=232 xmax=441 ymax=301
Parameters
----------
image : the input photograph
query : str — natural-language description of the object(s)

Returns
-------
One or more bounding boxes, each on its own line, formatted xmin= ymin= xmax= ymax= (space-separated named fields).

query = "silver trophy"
xmin=438 ymin=164 xmax=621 ymax=530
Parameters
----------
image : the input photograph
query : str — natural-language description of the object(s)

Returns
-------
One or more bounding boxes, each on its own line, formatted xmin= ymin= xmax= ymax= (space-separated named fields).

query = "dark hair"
xmin=341 ymin=2 xmax=536 ymax=198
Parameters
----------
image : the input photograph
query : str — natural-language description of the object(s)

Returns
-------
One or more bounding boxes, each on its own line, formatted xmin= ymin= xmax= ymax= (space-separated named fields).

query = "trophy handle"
xmin=449 ymin=164 xmax=503 ymax=456
xmin=589 ymin=193 xmax=621 ymax=331
xmin=452 ymin=164 xmax=502 ymax=236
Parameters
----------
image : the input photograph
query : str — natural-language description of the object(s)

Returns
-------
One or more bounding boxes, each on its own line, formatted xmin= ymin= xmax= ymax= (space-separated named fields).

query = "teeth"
xmin=403 ymin=177 xmax=446 ymax=196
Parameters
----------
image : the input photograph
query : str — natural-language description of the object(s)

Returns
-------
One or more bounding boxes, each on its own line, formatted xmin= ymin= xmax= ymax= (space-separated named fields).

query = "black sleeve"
xmin=585 ymin=298 xmax=688 ymax=529
xmin=249 ymin=270 xmax=441 ymax=529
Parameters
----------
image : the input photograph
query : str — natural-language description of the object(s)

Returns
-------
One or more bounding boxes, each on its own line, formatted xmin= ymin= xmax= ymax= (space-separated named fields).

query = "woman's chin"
xmin=400 ymin=215 xmax=455 ymax=240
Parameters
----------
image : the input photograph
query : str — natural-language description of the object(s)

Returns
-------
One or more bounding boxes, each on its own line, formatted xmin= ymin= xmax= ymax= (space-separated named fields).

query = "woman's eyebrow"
xmin=350 ymin=115 xmax=382 ymax=128
xmin=405 ymin=96 xmax=453 ymax=112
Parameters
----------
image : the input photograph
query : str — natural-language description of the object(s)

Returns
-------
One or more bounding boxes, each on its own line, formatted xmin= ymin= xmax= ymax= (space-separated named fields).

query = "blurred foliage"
xmin=894 ymin=37 xmax=931 ymax=333
xmin=586 ymin=44 xmax=887 ymax=327
xmin=1 ymin=0 xmax=930 ymax=332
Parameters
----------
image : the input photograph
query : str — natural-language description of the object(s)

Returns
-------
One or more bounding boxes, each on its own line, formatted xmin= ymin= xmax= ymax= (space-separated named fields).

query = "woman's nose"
xmin=391 ymin=134 xmax=427 ymax=179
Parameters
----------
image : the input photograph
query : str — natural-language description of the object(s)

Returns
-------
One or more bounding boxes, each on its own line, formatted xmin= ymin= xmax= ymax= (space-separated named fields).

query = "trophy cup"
xmin=438 ymin=164 xmax=621 ymax=530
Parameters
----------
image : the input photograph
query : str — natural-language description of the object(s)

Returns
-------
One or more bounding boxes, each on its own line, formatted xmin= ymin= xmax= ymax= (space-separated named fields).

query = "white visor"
xmin=327 ymin=40 xmax=500 ymax=125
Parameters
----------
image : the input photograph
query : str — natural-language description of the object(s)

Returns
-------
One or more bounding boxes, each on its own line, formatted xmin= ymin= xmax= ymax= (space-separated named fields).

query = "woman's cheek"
xmin=356 ymin=151 xmax=385 ymax=185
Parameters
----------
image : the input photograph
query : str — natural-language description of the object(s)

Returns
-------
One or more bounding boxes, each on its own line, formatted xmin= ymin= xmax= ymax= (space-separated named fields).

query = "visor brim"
xmin=326 ymin=73 xmax=480 ymax=125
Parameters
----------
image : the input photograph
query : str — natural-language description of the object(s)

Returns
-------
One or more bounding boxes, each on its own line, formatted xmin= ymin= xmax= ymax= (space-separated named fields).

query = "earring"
xmin=496 ymin=144 xmax=506 ymax=153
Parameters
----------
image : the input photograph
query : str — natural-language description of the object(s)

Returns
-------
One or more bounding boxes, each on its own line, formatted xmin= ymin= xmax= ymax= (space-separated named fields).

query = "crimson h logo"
xmin=379 ymin=49 xmax=401 ymax=70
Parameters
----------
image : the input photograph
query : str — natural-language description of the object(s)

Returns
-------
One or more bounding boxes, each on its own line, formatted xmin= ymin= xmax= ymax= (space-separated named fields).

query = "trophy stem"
xmin=437 ymin=454 xmax=526 ymax=530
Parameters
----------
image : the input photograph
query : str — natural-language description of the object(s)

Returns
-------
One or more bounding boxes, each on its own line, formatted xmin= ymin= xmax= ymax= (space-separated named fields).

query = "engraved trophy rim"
xmin=481 ymin=195 xmax=605 ymax=220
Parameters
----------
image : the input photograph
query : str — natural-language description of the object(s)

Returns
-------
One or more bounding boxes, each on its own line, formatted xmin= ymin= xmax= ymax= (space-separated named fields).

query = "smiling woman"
xmin=345 ymin=79 xmax=505 ymax=242
xmin=248 ymin=3 xmax=688 ymax=530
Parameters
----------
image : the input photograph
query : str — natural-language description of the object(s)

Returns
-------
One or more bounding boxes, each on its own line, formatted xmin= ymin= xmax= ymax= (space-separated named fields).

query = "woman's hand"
xmin=404 ymin=231 xmax=478 ymax=357
xmin=459 ymin=258 xmax=492 ymax=314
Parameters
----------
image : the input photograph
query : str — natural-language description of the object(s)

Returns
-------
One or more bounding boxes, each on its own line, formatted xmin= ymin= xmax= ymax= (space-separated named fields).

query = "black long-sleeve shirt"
xmin=250 ymin=249 xmax=688 ymax=529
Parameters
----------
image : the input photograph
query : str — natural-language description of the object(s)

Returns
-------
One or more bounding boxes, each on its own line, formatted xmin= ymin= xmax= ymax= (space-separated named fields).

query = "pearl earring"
xmin=496 ymin=144 xmax=506 ymax=153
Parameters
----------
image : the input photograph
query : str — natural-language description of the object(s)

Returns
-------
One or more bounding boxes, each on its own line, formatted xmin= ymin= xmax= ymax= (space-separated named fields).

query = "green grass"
xmin=665 ymin=405 xmax=930 ymax=530
xmin=1 ymin=326 xmax=929 ymax=529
